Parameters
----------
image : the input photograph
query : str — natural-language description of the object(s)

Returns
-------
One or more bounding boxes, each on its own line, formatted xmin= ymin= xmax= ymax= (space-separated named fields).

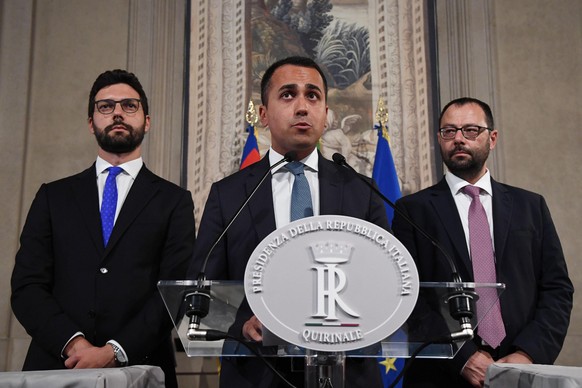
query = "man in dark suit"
xmin=392 ymin=97 xmax=573 ymax=387
xmin=188 ymin=56 xmax=388 ymax=387
xmin=11 ymin=69 xmax=195 ymax=388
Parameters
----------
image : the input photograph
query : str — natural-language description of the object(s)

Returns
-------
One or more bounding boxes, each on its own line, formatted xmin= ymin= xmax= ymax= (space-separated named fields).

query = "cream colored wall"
xmin=438 ymin=0 xmax=581 ymax=368
xmin=492 ymin=0 xmax=582 ymax=366
xmin=0 ymin=0 xmax=131 ymax=371
xmin=0 ymin=0 xmax=188 ymax=374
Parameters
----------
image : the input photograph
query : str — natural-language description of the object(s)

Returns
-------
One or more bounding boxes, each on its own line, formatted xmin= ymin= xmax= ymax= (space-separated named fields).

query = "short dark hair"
xmin=260 ymin=56 xmax=328 ymax=106
xmin=88 ymin=69 xmax=149 ymax=117
xmin=439 ymin=97 xmax=494 ymax=129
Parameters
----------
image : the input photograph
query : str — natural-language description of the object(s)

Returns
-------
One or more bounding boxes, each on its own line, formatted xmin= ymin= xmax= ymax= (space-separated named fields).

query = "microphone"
xmin=185 ymin=150 xmax=298 ymax=340
xmin=331 ymin=152 xmax=474 ymax=341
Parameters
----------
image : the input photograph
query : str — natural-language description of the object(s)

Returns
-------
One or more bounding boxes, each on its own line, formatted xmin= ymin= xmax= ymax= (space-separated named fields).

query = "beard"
xmin=442 ymin=139 xmax=490 ymax=179
xmin=93 ymin=119 xmax=145 ymax=154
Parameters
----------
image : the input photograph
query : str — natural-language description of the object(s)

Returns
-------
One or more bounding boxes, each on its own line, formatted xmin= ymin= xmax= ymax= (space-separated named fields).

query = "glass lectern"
xmin=159 ymin=280 xmax=504 ymax=387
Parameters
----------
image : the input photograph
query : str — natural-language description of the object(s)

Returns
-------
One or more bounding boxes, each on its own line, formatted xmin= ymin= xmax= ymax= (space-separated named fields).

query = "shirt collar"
xmin=269 ymin=147 xmax=319 ymax=173
xmin=95 ymin=156 xmax=143 ymax=179
xmin=445 ymin=169 xmax=493 ymax=197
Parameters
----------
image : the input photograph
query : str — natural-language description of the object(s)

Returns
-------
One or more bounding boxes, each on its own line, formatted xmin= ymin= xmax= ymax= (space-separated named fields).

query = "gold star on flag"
xmin=379 ymin=357 xmax=398 ymax=373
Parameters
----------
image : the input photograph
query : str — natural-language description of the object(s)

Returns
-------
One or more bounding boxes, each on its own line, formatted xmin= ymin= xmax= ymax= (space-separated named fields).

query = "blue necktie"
xmin=287 ymin=161 xmax=313 ymax=221
xmin=101 ymin=166 xmax=123 ymax=246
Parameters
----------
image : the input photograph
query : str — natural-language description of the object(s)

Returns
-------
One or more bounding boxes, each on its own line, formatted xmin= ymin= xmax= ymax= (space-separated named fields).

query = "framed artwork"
xmin=249 ymin=0 xmax=378 ymax=175
xmin=187 ymin=0 xmax=434 ymax=221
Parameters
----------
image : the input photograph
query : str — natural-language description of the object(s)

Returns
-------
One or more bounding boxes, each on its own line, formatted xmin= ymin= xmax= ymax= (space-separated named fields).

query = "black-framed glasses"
xmin=439 ymin=125 xmax=492 ymax=140
xmin=95 ymin=98 xmax=141 ymax=114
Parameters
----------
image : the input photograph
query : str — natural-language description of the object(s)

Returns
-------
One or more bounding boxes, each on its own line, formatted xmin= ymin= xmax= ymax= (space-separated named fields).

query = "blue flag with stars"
xmin=372 ymin=124 xmax=401 ymax=224
xmin=372 ymin=118 xmax=404 ymax=387
xmin=377 ymin=329 xmax=406 ymax=387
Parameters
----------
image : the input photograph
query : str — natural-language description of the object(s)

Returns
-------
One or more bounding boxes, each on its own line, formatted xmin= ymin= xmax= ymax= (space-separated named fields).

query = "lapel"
xmin=71 ymin=164 xmax=104 ymax=253
xmin=318 ymin=154 xmax=342 ymax=215
xmin=103 ymin=165 xmax=160 ymax=258
xmin=491 ymin=179 xmax=512 ymax=266
xmin=244 ymin=153 xmax=342 ymax=239
xmin=245 ymin=155 xmax=277 ymax=242
xmin=429 ymin=179 xmax=473 ymax=278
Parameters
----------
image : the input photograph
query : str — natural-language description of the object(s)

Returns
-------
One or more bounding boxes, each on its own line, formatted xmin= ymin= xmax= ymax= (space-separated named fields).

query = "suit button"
xmin=100 ymin=267 xmax=108 ymax=274
xmin=88 ymin=310 xmax=96 ymax=318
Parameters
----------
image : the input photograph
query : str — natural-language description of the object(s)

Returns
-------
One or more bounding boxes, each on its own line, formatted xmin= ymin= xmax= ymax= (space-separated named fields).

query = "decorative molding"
xmin=187 ymin=0 xmax=247 ymax=223
xmin=187 ymin=0 xmax=210 ymax=221
xmin=412 ymin=0 xmax=435 ymax=189
xmin=371 ymin=0 xmax=434 ymax=194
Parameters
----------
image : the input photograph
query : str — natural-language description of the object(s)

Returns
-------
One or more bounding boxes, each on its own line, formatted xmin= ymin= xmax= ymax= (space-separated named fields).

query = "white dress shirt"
xmin=445 ymin=170 xmax=496 ymax=259
xmin=96 ymin=156 xmax=143 ymax=223
xmin=269 ymin=148 xmax=320 ymax=228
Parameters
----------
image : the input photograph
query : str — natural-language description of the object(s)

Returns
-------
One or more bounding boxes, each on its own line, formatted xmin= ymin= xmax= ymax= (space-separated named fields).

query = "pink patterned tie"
xmin=464 ymin=185 xmax=506 ymax=348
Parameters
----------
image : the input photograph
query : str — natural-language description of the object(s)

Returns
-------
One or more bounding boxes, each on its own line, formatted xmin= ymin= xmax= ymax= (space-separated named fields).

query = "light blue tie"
xmin=287 ymin=161 xmax=313 ymax=221
xmin=101 ymin=166 xmax=123 ymax=246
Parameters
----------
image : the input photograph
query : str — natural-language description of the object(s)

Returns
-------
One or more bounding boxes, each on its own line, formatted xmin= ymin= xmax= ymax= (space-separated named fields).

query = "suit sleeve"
xmin=11 ymin=184 xmax=83 ymax=359
xmin=113 ymin=188 xmax=196 ymax=362
xmin=509 ymin=196 xmax=573 ymax=364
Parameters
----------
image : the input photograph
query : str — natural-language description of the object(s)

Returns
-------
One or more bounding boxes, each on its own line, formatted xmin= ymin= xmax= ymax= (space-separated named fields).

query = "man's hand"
xmin=242 ymin=315 xmax=263 ymax=342
xmin=461 ymin=350 xmax=495 ymax=388
xmin=497 ymin=350 xmax=533 ymax=364
xmin=64 ymin=336 xmax=92 ymax=361
xmin=64 ymin=339 xmax=115 ymax=369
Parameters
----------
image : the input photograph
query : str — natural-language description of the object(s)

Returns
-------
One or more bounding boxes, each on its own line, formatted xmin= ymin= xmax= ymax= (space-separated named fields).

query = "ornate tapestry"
xmin=187 ymin=0 xmax=434 ymax=223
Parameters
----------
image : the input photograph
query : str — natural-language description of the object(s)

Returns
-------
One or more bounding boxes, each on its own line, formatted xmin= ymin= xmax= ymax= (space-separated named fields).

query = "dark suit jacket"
xmin=392 ymin=178 xmax=573 ymax=387
xmin=188 ymin=153 xmax=389 ymax=388
xmin=11 ymin=164 xmax=196 ymax=387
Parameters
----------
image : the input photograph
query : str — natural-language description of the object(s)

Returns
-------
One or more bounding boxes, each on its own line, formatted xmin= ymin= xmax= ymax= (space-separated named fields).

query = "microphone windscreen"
xmin=332 ymin=153 xmax=346 ymax=165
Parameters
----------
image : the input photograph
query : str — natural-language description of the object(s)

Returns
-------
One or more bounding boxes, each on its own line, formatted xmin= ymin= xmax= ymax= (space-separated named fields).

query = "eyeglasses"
xmin=95 ymin=98 xmax=141 ymax=114
xmin=439 ymin=125 xmax=492 ymax=140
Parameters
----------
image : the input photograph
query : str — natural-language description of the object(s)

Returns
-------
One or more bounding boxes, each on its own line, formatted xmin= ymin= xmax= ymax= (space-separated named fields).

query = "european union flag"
xmin=372 ymin=115 xmax=404 ymax=387
xmin=372 ymin=124 xmax=402 ymax=224
xmin=378 ymin=329 xmax=406 ymax=388
xmin=240 ymin=123 xmax=261 ymax=170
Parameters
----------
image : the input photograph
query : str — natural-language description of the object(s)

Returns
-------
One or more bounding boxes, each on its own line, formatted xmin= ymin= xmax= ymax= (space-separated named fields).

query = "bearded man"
xmin=391 ymin=97 xmax=573 ymax=388
xmin=11 ymin=69 xmax=195 ymax=388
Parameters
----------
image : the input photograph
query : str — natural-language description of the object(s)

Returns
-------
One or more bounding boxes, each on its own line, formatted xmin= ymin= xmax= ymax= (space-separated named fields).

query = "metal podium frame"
xmin=158 ymin=280 xmax=504 ymax=387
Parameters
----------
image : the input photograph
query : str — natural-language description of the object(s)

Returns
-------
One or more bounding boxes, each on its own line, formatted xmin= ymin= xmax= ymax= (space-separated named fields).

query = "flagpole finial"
xmin=246 ymin=100 xmax=258 ymax=126
xmin=375 ymin=98 xmax=389 ymax=138
xmin=375 ymin=97 xmax=389 ymax=128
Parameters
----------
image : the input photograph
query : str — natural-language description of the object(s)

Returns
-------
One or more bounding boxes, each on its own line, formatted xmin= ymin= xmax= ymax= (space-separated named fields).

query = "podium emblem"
xmin=310 ymin=241 xmax=360 ymax=321
xmin=245 ymin=215 xmax=419 ymax=352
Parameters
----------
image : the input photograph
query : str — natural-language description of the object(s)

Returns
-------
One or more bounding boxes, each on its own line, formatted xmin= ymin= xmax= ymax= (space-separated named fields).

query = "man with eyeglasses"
xmin=11 ymin=69 xmax=195 ymax=388
xmin=392 ymin=97 xmax=573 ymax=387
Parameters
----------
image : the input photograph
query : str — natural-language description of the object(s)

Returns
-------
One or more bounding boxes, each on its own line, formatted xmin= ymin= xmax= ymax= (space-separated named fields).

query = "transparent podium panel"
xmin=158 ymin=280 xmax=504 ymax=360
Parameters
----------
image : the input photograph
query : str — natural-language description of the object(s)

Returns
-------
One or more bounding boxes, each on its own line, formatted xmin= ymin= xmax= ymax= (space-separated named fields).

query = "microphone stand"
xmin=184 ymin=151 xmax=298 ymax=341
xmin=331 ymin=152 xmax=475 ymax=342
